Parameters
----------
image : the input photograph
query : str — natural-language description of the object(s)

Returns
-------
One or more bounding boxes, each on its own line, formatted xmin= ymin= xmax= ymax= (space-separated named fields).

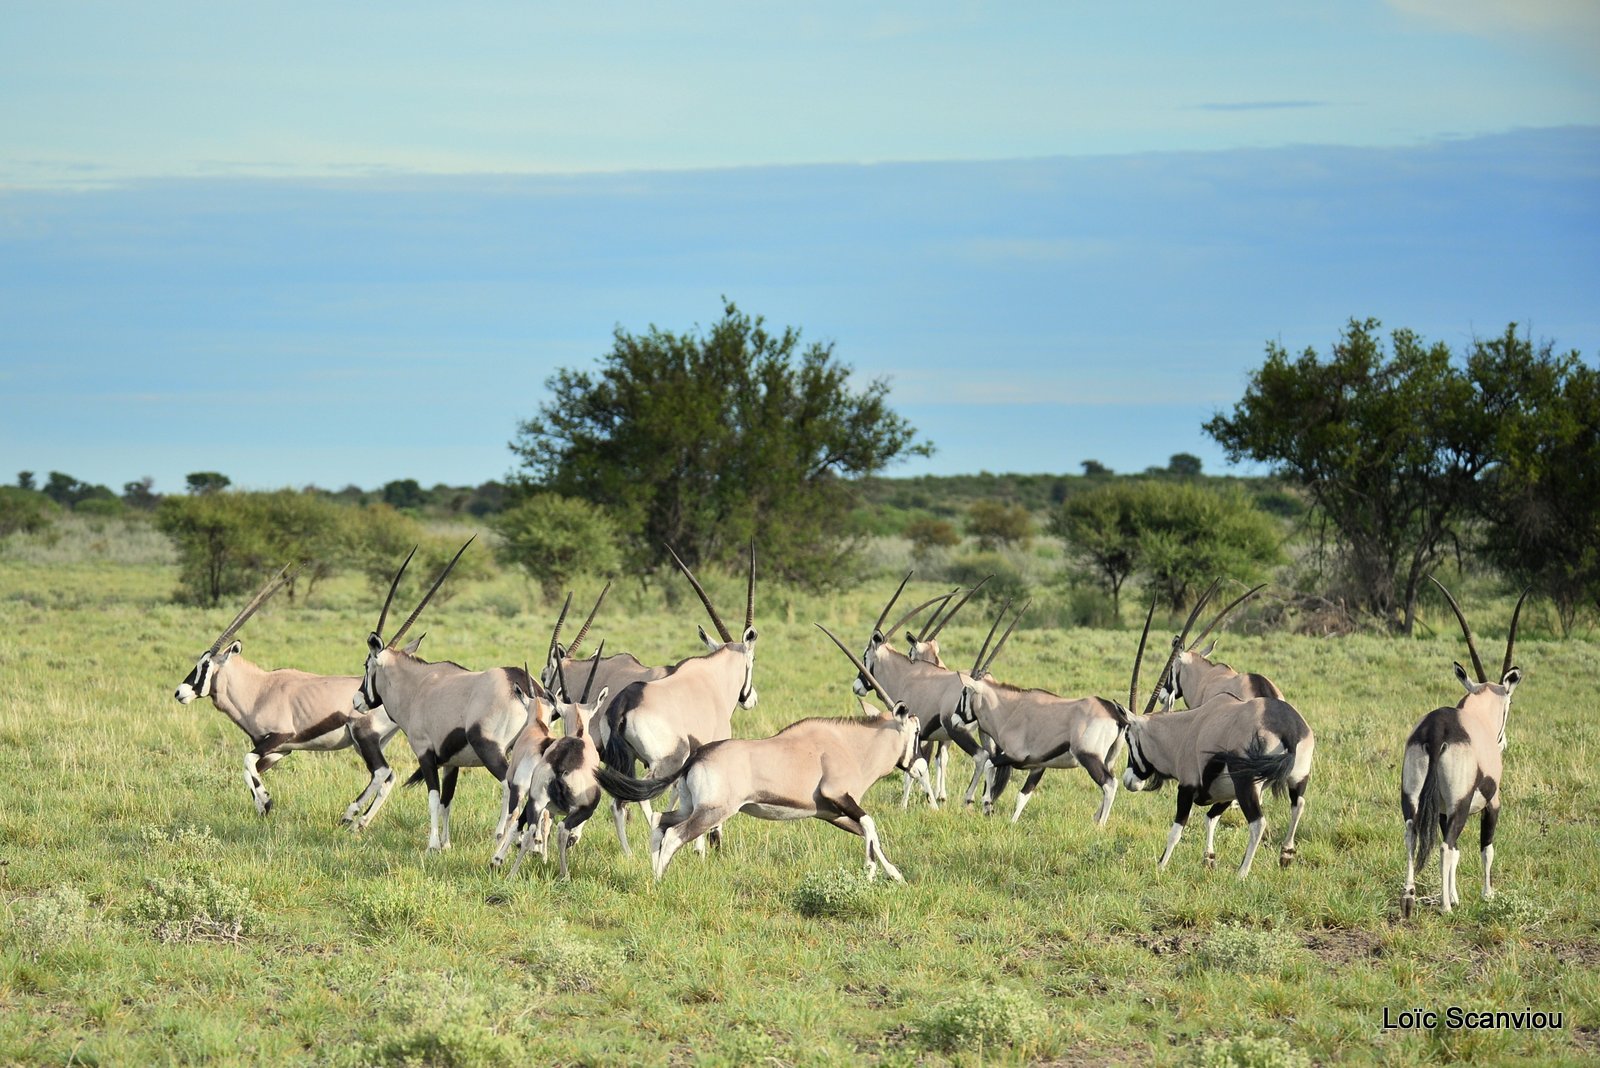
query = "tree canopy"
xmin=508 ymin=301 xmax=931 ymax=583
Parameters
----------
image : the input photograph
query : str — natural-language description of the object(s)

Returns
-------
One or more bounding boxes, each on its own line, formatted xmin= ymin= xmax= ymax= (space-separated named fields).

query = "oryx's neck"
xmin=209 ymin=654 xmax=268 ymax=729
xmin=1457 ymin=690 xmax=1511 ymax=750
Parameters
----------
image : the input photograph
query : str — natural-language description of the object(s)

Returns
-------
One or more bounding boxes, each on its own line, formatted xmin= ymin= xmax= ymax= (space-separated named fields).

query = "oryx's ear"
xmin=402 ymin=634 xmax=425 ymax=655
xmin=592 ymin=686 xmax=610 ymax=708
xmin=697 ymin=624 xmax=717 ymax=650
xmin=904 ymin=630 xmax=918 ymax=646
xmin=1198 ymin=639 xmax=1217 ymax=658
xmin=1108 ymin=700 xmax=1133 ymax=727
xmin=552 ymin=642 xmax=568 ymax=660
xmin=367 ymin=632 xmax=384 ymax=654
xmin=221 ymin=640 xmax=242 ymax=659
xmin=891 ymin=700 xmax=911 ymax=720
xmin=1453 ymin=661 xmax=1476 ymax=691
xmin=1501 ymin=667 xmax=1522 ymax=693
xmin=870 ymin=628 xmax=885 ymax=646
xmin=742 ymin=625 xmax=757 ymax=644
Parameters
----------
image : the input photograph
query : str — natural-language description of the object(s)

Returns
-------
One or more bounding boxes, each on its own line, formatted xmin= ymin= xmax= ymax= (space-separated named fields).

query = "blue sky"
xmin=2 ymin=2 xmax=1597 ymax=493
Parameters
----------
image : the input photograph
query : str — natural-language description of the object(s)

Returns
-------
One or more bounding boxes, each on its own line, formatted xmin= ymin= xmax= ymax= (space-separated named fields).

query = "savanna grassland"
xmin=1 ymin=517 xmax=1596 ymax=1066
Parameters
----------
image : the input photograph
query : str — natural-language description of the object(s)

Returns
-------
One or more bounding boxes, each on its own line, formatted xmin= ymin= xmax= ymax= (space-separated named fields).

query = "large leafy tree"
xmin=509 ymin=302 xmax=930 ymax=583
xmin=1204 ymin=319 xmax=1573 ymax=633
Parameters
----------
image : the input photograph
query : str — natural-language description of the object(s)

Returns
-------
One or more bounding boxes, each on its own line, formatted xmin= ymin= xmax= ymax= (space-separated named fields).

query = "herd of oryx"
xmin=173 ymin=538 xmax=1529 ymax=915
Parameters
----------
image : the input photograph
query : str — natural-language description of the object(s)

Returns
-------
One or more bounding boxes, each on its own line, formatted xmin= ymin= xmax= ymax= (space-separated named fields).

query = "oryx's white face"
xmin=855 ymin=632 xmax=887 ymax=697
xmin=174 ymin=641 xmax=240 ymax=704
xmin=354 ymin=633 xmax=389 ymax=712
xmin=893 ymin=705 xmax=923 ymax=772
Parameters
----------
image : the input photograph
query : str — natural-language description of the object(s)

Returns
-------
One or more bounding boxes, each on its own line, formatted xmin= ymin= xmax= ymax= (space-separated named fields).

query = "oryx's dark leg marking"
xmin=986 ymin=764 xmax=1013 ymax=815
xmin=415 ymin=750 xmax=447 ymax=851
xmin=1280 ymin=772 xmax=1310 ymax=867
xmin=1479 ymin=785 xmax=1500 ymax=901
xmin=557 ymin=800 xmax=600 ymax=880
xmin=1441 ymin=790 xmax=1476 ymax=910
xmin=824 ymin=790 xmax=902 ymax=880
xmin=1203 ymin=802 xmax=1230 ymax=868
xmin=466 ymin=726 xmax=509 ymax=781
xmin=345 ymin=727 xmax=394 ymax=828
xmin=1233 ymin=773 xmax=1268 ymax=878
xmin=246 ymin=732 xmax=295 ymax=815
xmin=1080 ymin=750 xmax=1118 ymax=826
xmin=1159 ymin=784 xmax=1197 ymax=868
xmin=1010 ymin=767 xmax=1047 ymax=823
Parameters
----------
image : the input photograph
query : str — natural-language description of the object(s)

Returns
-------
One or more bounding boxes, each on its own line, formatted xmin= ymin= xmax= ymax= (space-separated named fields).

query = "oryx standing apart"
xmin=597 ymin=625 xmax=923 ymax=882
xmin=942 ymin=601 xmax=1126 ymax=825
xmin=597 ymin=543 xmax=757 ymax=856
xmin=353 ymin=540 xmax=542 ymax=852
xmin=493 ymin=640 xmax=611 ymax=879
xmin=1154 ymin=583 xmax=1282 ymax=710
xmin=1400 ymin=579 xmax=1528 ymax=917
xmin=173 ymin=565 xmax=402 ymax=827
xmin=540 ymin=582 xmax=670 ymax=704
xmin=1118 ymin=593 xmax=1315 ymax=878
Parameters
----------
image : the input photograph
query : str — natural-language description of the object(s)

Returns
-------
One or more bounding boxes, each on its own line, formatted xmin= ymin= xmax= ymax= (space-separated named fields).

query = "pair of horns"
xmin=375 ymin=537 xmax=476 ymax=649
xmin=971 ymin=597 xmax=1029 ymax=678
xmin=872 ymin=572 xmax=991 ymax=644
xmin=551 ymin=637 xmax=606 ymax=706
xmin=816 ymin=623 xmax=901 ymax=714
xmin=208 ymin=561 xmax=304 ymax=654
xmin=666 ymin=540 xmax=754 ymax=645
xmin=548 ymin=581 xmax=611 ymax=663
xmin=1134 ymin=579 xmax=1223 ymax=715
xmin=1430 ymin=576 xmax=1530 ymax=683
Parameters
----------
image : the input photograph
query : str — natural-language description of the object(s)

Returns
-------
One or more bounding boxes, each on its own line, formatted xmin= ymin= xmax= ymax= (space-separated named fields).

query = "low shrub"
xmin=129 ymin=872 xmax=257 ymax=943
xmin=1188 ymin=1033 xmax=1311 ymax=1068
xmin=792 ymin=866 xmax=879 ymax=918
xmin=909 ymin=983 xmax=1050 ymax=1054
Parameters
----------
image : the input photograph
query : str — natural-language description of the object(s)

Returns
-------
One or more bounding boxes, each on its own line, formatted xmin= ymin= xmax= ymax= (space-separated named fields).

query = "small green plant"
xmin=11 ymin=885 xmax=100 ymax=948
xmin=791 ymin=866 xmax=878 ymax=918
xmin=909 ymin=984 xmax=1050 ymax=1054
xmin=1477 ymin=888 xmax=1546 ymax=929
xmin=1188 ymin=1033 xmax=1311 ymax=1068
xmin=1190 ymin=923 xmax=1296 ymax=975
xmin=369 ymin=971 xmax=526 ymax=1068
xmin=129 ymin=872 xmax=257 ymax=943
xmin=515 ymin=917 xmax=622 ymax=993
xmin=348 ymin=881 xmax=442 ymax=942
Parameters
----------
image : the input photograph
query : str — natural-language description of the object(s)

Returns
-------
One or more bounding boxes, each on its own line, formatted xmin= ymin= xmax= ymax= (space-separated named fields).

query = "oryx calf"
xmin=597 ymin=543 xmax=757 ymax=856
xmin=173 ymin=565 xmax=402 ymax=826
xmin=596 ymin=625 xmax=923 ymax=882
xmin=1401 ymin=580 xmax=1528 ymax=917
xmin=943 ymin=601 xmax=1125 ymax=825
xmin=353 ymin=541 xmax=540 ymax=851
xmin=1118 ymin=595 xmax=1315 ymax=878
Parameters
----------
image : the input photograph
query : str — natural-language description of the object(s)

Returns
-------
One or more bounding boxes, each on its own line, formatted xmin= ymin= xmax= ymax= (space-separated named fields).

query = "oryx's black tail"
xmin=596 ymin=765 xmax=675 ymax=803
xmin=1231 ymin=736 xmax=1298 ymax=798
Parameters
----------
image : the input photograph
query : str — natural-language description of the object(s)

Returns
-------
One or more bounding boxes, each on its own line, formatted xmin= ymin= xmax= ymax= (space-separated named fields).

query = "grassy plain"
xmin=1 ymin=518 xmax=1596 ymax=1065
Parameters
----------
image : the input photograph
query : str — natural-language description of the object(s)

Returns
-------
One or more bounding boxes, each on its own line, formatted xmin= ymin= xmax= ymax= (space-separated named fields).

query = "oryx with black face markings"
xmin=353 ymin=539 xmax=543 ymax=852
xmin=493 ymin=639 xmax=611 ymax=879
xmin=1400 ymin=579 xmax=1528 ymax=917
xmin=1116 ymin=593 xmax=1315 ymax=878
xmin=597 ymin=624 xmax=923 ymax=882
xmin=1154 ymin=583 xmax=1282 ymax=710
xmin=941 ymin=600 xmax=1125 ymax=825
xmin=540 ymin=582 xmax=669 ymax=705
xmin=173 ymin=564 xmax=403 ymax=826
xmin=596 ymin=542 xmax=758 ymax=856
xmin=853 ymin=573 xmax=985 ymax=808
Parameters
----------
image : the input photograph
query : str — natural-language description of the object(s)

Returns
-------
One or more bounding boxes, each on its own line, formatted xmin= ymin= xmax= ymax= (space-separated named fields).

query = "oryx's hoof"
xmin=340 ymin=814 xmax=355 ymax=827
xmin=1279 ymin=848 xmax=1295 ymax=868
xmin=259 ymin=797 xmax=273 ymax=817
xmin=1204 ymin=853 xmax=1217 ymax=870
xmin=1401 ymin=893 xmax=1414 ymax=919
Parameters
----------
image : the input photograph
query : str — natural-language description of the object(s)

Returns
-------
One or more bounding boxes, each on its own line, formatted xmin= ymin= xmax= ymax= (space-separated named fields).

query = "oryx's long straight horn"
xmin=1502 ymin=587 xmax=1530 ymax=679
xmin=1189 ymin=583 xmax=1267 ymax=651
xmin=1144 ymin=579 xmax=1223 ymax=714
xmin=1430 ymin=575 xmax=1486 ymax=682
xmin=548 ymin=592 xmax=574 ymax=663
xmin=745 ymin=539 xmax=755 ymax=633
xmin=388 ymin=536 xmax=475 ymax=649
xmin=922 ymin=575 xmax=991 ymax=642
xmin=666 ymin=543 xmax=733 ymax=643
xmin=375 ymin=546 xmax=418 ymax=641
xmin=972 ymin=597 xmax=1015 ymax=675
xmin=817 ymin=624 xmax=898 ymax=711
xmin=1130 ymin=596 xmax=1157 ymax=709
xmin=873 ymin=571 xmax=914 ymax=635
xmin=884 ymin=591 xmax=956 ymax=643
xmin=582 ymin=640 xmax=605 ymax=704
xmin=568 ymin=581 xmax=611 ymax=657
xmin=978 ymin=600 xmax=1030 ymax=678
xmin=210 ymin=563 xmax=298 ymax=654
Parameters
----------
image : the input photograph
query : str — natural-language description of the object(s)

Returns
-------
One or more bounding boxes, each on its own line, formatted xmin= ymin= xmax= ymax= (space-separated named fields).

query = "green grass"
xmin=0 ymin=539 xmax=1596 ymax=1065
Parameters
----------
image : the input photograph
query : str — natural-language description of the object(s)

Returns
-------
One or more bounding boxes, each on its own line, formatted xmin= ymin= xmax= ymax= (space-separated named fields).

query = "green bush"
xmin=0 ymin=486 xmax=59 ymax=539
xmin=492 ymin=492 xmax=623 ymax=599
xmin=515 ymin=918 xmax=623 ymax=992
xmin=966 ymin=499 xmax=1033 ymax=551
xmin=904 ymin=515 xmax=960 ymax=558
xmin=129 ymin=872 xmax=258 ymax=943
xmin=155 ymin=492 xmax=274 ymax=606
xmin=944 ymin=551 xmax=1028 ymax=609
xmin=909 ymin=984 xmax=1050 ymax=1054
xmin=792 ymin=866 xmax=879 ymax=918
xmin=1190 ymin=923 xmax=1296 ymax=975
xmin=1188 ymin=1034 xmax=1310 ymax=1068
xmin=11 ymin=885 xmax=100 ymax=948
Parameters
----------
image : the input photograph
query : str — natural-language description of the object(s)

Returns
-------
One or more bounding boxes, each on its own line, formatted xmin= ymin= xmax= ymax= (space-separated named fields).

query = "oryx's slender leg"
xmin=558 ymin=802 xmax=599 ymax=881
xmin=985 ymin=764 xmax=1013 ymax=817
xmin=1082 ymin=752 xmax=1117 ymax=827
xmin=1401 ymin=818 xmax=1419 ymax=918
xmin=611 ymin=797 xmax=634 ymax=857
xmin=1480 ymin=796 xmax=1500 ymax=901
xmin=437 ymin=766 xmax=460 ymax=850
xmin=935 ymin=740 xmax=950 ymax=803
xmin=344 ymin=730 xmax=394 ymax=830
xmin=1440 ymin=797 xmax=1474 ymax=912
xmin=828 ymin=791 xmax=903 ymax=882
xmin=1279 ymin=777 xmax=1309 ymax=867
xmin=1159 ymin=785 xmax=1197 ymax=868
xmin=417 ymin=752 xmax=445 ymax=851
xmin=1400 ymin=747 xmax=1428 ymax=918
xmin=1011 ymin=768 xmax=1047 ymax=824
xmin=245 ymin=733 xmax=293 ymax=816
xmin=652 ymin=805 xmax=731 ymax=881
xmin=1234 ymin=777 xmax=1267 ymax=879
xmin=964 ymin=748 xmax=989 ymax=806
xmin=505 ymin=798 xmax=544 ymax=877
xmin=493 ymin=774 xmax=524 ymax=850
xmin=1202 ymin=803 xmax=1230 ymax=869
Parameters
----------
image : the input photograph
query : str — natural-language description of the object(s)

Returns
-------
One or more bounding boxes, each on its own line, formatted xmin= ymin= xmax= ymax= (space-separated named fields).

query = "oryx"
xmin=1117 ymin=592 xmax=1315 ymax=878
xmin=853 ymin=573 xmax=986 ymax=808
xmin=493 ymin=640 xmax=611 ymax=879
xmin=597 ymin=542 xmax=757 ymax=856
xmin=596 ymin=624 xmax=923 ymax=882
xmin=540 ymin=582 xmax=670 ymax=703
xmin=353 ymin=540 xmax=543 ymax=851
xmin=1400 ymin=579 xmax=1528 ymax=917
xmin=173 ymin=564 xmax=402 ymax=826
xmin=1154 ymin=583 xmax=1282 ymax=710
xmin=941 ymin=600 xmax=1125 ymax=825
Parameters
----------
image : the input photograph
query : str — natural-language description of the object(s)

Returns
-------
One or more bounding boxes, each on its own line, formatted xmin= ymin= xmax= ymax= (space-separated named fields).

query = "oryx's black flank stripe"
xmin=287 ymin=711 xmax=350 ymax=746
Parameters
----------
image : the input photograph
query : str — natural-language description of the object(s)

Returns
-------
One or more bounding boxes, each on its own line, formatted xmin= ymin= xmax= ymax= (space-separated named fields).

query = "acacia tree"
xmin=509 ymin=301 xmax=931 ymax=583
xmin=1204 ymin=318 xmax=1566 ymax=634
